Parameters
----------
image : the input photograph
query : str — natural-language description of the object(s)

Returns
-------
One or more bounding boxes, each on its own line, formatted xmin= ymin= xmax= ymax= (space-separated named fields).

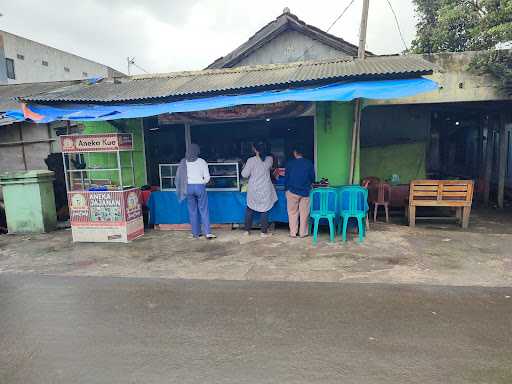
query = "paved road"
xmin=0 ymin=274 xmax=511 ymax=384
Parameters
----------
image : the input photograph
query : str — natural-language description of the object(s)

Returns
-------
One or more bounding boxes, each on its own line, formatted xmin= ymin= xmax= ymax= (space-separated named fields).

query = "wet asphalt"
xmin=0 ymin=274 xmax=511 ymax=384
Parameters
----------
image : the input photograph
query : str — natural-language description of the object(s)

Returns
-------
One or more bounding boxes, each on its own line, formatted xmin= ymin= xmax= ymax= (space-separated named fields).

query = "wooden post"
xmin=349 ymin=100 xmax=360 ymax=184
xmin=46 ymin=123 xmax=53 ymax=153
xmin=408 ymin=205 xmax=416 ymax=227
xmin=483 ymin=121 xmax=495 ymax=206
xmin=18 ymin=123 xmax=28 ymax=171
xmin=462 ymin=206 xmax=472 ymax=229
xmin=497 ymin=112 xmax=508 ymax=208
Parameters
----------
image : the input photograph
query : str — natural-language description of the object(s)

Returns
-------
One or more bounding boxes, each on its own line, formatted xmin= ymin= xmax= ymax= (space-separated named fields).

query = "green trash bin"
xmin=0 ymin=170 xmax=57 ymax=234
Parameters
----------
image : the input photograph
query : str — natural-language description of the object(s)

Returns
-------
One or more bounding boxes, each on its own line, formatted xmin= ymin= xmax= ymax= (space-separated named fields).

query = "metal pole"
xmin=117 ymin=150 xmax=123 ymax=189
xmin=184 ymin=123 xmax=191 ymax=152
xmin=130 ymin=151 xmax=135 ymax=187
xmin=349 ymin=0 xmax=370 ymax=184
xmin=140 ymin=118 xmax=148 ymax=185
xmin=63 ymin=153 xmax=70 ymax=191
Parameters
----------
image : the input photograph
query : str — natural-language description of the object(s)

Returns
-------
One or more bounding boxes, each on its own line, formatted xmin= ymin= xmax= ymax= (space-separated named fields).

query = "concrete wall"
xmin=0 ymin=34 xmax=7 ymax=83
xmin=370 ymin=51 xmax=511 ymax=106
xmin=0 ymin=122 xmax=54 ymax=171
xmin=1 ymin=31 xmax=117 ymax=84
xmin=235 ymin=30 xmax=350 ymax=67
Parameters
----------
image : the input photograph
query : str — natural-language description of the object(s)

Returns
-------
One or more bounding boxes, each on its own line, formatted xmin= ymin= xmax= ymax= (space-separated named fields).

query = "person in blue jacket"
xmin=284 ymin=144 xmax=315 ymax=238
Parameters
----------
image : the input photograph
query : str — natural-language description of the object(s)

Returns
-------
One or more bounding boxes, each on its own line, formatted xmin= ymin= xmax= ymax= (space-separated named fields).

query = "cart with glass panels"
xmin=61 ymin=133 xmax=144 ymax=243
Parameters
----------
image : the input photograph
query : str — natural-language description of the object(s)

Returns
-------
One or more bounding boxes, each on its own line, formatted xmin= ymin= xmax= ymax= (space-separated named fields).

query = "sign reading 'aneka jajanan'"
xmin=60 ymin=133 xmax=133 ymax=153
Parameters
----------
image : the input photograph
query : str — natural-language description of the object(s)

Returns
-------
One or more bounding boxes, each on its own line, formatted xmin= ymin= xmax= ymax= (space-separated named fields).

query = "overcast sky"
xmin=1 ymin=0 xmax=418 ymax=75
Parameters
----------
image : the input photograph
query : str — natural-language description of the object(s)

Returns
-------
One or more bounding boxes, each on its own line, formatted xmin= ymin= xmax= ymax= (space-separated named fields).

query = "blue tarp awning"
xmin=8 ymin=77 xmax=438 ymax=123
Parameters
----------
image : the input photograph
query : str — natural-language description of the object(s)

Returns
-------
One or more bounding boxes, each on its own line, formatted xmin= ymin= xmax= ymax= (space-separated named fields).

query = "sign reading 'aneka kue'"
xmin=60 ymin=133 xmax=133 ymax=153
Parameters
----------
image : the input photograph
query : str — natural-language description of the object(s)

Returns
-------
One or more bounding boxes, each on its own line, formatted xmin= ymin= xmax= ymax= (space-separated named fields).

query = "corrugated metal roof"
xmin=0 ymin=80 xmax=80 ymax=111
xmin=21 ymin=56 xmax=434 ymax=104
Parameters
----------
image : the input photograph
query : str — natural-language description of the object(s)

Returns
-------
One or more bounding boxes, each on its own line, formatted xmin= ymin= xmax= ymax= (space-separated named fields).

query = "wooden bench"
xmin=408 ymin=180 xmax=474 ymax=228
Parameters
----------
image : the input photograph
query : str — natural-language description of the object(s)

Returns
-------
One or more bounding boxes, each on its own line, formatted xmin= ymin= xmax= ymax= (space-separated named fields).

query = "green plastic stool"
xmin=338 ymin=186 xmax=368 ymax=243
xmin=309 ymin=188 xmax=338 ymax=245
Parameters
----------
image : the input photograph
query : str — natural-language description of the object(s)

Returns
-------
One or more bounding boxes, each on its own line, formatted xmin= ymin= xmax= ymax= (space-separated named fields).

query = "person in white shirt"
xmin=175 ymin=144 xmax=216 ymax=239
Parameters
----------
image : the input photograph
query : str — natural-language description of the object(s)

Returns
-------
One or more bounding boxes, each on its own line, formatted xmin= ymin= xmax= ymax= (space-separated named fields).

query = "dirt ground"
xmin=1 ymin=208 xmax=512 ymax=286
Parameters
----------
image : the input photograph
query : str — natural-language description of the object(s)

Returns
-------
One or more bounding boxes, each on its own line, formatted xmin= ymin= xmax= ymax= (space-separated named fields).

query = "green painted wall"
xmin=81 ymin=120 xmax=147 ymax=187
xmin=360 ymin=142 xmax=426 ymax=184
xmin=315 ymin=102 xmax=358 ymax=186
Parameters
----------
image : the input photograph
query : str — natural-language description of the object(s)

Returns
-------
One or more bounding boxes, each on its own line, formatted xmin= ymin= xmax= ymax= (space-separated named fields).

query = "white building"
xmin=0 ymin=30 xmax=123 ymax=84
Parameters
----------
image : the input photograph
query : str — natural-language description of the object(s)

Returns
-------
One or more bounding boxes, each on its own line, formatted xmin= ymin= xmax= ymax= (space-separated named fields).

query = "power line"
xmin=132 ymin=62 xmax=150 ymax=74
xmin=386 ymin=0 xmax=409 ymax=52
xmin=294 ymin=0 xmax=356 ymax=61
xmin=325 ymin=0 xmax=356 ymax=34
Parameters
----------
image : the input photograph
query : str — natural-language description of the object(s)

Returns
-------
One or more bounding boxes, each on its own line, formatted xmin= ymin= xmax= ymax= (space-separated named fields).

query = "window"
xmin=82 ymin=71 xmax=88 ymax=77
xmin=16 ymin=53 xmax=24 ymax=60
xmin=64 ymin=67 xmax=70 ymax=73
xmin=5 ymin=58 xmax=15 ymax=80
xmin=42 ymin=60 xmax=48 ymax=66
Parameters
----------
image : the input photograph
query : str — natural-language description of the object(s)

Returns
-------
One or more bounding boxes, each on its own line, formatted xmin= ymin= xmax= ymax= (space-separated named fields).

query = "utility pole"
xmin=358 ymin=0 xmax=370 ymax=59
xmin=349 ymin=0 xmax=370 ymax=184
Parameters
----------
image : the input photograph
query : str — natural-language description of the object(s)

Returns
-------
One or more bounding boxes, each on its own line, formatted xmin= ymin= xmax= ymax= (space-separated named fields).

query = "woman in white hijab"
xmin=175 ymin=144 xmax=216 ymax=239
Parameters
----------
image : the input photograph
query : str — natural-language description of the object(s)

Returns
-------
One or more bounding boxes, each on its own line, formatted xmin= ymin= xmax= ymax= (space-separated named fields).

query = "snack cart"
xmin=61 ymin=133 xmax=144 ymax=242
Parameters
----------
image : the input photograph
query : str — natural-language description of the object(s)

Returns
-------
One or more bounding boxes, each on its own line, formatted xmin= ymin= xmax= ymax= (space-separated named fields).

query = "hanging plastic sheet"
xmin=8 ymin=77 xmax=438 ymax=123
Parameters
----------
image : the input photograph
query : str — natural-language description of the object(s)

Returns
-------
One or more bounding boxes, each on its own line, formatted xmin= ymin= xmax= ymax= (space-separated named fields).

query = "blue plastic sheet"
xmin=12 ymin=78 xmax=438 ymax=123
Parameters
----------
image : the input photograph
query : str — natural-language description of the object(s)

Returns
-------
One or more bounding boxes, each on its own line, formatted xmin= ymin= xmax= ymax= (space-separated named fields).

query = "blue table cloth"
xmin=148 ymin=190 xmax=289 ymax=225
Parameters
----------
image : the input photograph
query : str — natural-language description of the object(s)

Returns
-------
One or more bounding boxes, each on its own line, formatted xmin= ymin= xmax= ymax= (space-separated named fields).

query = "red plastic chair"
xmin=373 ymin=182 xmax=391 ymax=223
xmin=361 ymin=177 xmax=380 ymax=189
xmin=361 ymin=178 xmax=379 ymax=230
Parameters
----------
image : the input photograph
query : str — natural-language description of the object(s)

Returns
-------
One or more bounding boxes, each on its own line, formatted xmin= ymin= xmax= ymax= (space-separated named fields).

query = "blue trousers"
xmin=186 ymin=184 xmax=211 ymax=236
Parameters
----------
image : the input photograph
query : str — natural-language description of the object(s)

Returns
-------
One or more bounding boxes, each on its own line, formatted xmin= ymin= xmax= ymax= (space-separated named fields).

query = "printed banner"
xmin=68 ymin=188 xmax=141 ymax=226
xmin=158 ymin=102 xmax=313 ymax=124
xmin=60 ymin=133 xmax=133 ymax=153
xmin=124 ymin=189 xmax=142 ymax=221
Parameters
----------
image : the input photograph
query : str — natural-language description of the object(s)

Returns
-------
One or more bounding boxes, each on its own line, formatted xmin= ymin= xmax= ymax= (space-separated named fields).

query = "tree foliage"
xmin=412 ymin=0 xmax=512 ymax=53
xmin=411 ymin=1 xmax=512 ymax=92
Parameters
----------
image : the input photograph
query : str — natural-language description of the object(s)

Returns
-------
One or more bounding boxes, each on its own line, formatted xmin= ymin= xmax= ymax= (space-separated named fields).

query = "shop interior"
xmin=428 ymin=109 xmax=484 ymax=180
xmin=144 ymin=116 xmax=315 ymax=190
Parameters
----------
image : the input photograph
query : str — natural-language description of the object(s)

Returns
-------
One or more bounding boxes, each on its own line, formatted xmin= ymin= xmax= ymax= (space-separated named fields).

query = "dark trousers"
xmin=245 ymin=207 xmax=269 ymax=233
xmin=187 ymin=184 xmax=211 ymax=237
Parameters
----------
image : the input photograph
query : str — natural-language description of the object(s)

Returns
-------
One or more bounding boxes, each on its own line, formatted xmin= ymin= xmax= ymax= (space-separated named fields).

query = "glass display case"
xmin=159 ymin=162 xmax=240 ymax=191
